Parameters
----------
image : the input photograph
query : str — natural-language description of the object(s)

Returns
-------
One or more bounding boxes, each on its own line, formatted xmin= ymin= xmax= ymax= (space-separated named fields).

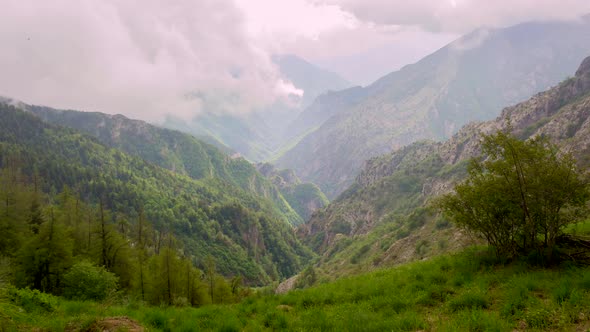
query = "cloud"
xmin=235 ymin=0 xmax=356 ymax=52
xmin=329 ymin=0 xmax=590 ymax=33
xmin=0 ymin=0 xmax=302 ymax=121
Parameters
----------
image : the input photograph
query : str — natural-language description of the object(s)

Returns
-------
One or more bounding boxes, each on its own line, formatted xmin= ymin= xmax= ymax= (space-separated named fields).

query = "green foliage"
xmin=7 ymin=287 xmax=57 ymax=313
xmin=62 ymin=261 xmax=118 ymax=301
xmin=281 ymin=182 xmax=329 ymax=221
xmin=295 ymin=265 xmax=318 ymax=289
xmin=16 ymin=212 xmax=73 ymax=293
xmin=28 ymin=105 xmax=307 ymax=226
xmin=437 ymin=131 xmax=590 ymax=259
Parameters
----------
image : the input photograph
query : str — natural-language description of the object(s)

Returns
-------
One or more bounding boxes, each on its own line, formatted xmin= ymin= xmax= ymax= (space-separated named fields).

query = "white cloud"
xmin=235 ymin=0 xmax=356 ymax=51
xmin=0 ymin=0 xmax=302 ymax=121
xmin=3 ymin=0 xmax=586 ymax=120
xmin=330 ymin=0 xmax=590 ymax=33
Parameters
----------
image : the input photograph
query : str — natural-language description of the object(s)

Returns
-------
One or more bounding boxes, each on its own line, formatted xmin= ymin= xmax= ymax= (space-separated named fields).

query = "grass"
xmin=2 ymin=247 xmax=590 ymax=331
xmin=565 ymin=219 xmax=590 ymax=236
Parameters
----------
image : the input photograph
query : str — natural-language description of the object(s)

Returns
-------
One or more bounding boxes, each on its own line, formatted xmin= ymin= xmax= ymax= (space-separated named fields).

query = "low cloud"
xmin=330 ymin=0 xmax=590 ymax=33
xmin=0 ymin=0 xmax=300 ymax=121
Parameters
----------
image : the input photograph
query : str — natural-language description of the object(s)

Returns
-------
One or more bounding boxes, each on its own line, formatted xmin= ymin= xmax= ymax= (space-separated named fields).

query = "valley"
xmin=2 ymin=6 xmax=590 ymax=332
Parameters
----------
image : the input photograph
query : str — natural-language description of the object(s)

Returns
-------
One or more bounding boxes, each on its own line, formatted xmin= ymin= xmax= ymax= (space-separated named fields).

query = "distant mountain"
xmin=17 ymin=102 xmax=304 ymax=226
xmin=301 ymin=55 xmax=590 ymax=277
xmin=0 ymin=103 xmax=315 ymax=284
xmin=272 ymin=54 xmax=353 ymax=108
xmin=276 ymin=18 xmax=590 ymax=198
xmin=165 ymin=54 xmax=352 ymax=162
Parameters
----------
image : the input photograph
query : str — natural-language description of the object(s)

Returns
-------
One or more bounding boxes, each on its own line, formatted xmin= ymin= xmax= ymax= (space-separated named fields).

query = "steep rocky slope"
xmin=301 ymin=55 xmax=590 ymax=278
xmin=277 ymin=18 xmax=590 ymax=198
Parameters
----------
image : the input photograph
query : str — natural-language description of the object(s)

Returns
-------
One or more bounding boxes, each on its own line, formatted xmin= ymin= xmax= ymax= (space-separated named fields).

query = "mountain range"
xmin=276 ymin=18 xmax=590 ymax=198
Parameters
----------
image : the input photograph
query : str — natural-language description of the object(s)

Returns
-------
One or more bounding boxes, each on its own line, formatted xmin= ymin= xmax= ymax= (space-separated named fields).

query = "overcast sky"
xmin=1 ymin=0 xmax=589 ymax=121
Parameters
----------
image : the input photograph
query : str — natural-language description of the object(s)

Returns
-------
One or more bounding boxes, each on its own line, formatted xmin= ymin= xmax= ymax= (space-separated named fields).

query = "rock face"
xmin=275 ymin=275 xmax=299 ymax=294
xmin=300 ymin=55 xmax=590 ymax=278
xmin=277 ymin=18 xmax=590 ymax=199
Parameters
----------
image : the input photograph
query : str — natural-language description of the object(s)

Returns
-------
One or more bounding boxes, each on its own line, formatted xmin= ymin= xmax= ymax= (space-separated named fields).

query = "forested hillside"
xmin=0 ymin=104 xmax=314 ymax=286
xmin=21 ymin=103 xmax=305 ymax=226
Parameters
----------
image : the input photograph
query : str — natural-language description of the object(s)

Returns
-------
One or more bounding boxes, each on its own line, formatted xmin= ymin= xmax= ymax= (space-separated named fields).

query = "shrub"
xmin=62 ymin=261 xmax=118 ymax=301
xmin=7 ymin=287 xmax=57 ymax=313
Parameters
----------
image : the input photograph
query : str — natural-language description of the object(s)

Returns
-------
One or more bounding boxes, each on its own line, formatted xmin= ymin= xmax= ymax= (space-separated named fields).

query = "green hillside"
xmin=23 ymin=104 xmax=304 ymax=226
xmin=0 ymin=104 xmax=313 ymax=284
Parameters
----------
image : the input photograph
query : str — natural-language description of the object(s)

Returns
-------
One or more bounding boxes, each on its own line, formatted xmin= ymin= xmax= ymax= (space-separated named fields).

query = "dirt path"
xmin=81 ymin=316 xmax=144 ymax=332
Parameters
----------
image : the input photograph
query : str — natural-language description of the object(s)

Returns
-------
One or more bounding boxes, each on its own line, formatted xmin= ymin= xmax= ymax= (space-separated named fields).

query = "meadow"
xmin=3 ymin=243 xmax=590 ymax=331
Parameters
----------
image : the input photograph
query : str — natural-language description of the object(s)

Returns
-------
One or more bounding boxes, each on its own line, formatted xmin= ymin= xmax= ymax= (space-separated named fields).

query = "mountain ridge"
xmin=276 ymin=18 xmax=590 ymax=199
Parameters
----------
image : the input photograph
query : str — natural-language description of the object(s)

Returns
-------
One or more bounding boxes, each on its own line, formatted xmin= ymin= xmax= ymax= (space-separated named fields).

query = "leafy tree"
xmin=62 ymin=261 xmax=118 ymax=301
xmin=17 ymin=208 xmax=73 ymax=293
xmin=437 ymin=131 xmax=589 ymax=259
xmin=204 ymin=255 xmax=216 ymax=303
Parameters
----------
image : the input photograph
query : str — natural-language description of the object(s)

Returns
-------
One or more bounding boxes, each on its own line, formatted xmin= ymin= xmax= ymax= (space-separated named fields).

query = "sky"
xmin=1 ymin=0 xmax=589 ymax=121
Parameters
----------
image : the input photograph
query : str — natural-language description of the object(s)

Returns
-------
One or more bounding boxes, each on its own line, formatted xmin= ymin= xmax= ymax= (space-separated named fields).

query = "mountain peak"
xmin=576 ymin=56 xmax=590 ymax=77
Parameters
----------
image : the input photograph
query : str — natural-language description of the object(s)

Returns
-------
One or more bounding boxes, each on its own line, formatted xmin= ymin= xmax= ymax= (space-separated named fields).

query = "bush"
xmin=62 ymin=261 xmax=118 ymax=301
xmin=7 ymin=287 xmax=57 ymax=313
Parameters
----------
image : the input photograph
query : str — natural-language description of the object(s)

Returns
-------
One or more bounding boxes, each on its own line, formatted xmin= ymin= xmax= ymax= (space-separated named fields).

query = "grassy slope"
xmin=4 ymin=243 xmax=590 ymax=331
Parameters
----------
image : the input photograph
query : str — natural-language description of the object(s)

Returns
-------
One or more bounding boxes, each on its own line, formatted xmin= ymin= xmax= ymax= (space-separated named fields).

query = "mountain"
xmin=257 ymin=163 xmax=329 ymax=221
xmin=16 ymin=103 xmax=304 ymax=226
xmin=276 ymin=18 xmax=590 ymax=199
xmin=300 ymin=55 xmax=590 ymax=277
xmin=0 ymin=102 xmax=315 ymax=284
xmin=272 ymin=54 xmax=353 ymax=108
xmin=165 ymin=54 xmax=352 ymax=162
